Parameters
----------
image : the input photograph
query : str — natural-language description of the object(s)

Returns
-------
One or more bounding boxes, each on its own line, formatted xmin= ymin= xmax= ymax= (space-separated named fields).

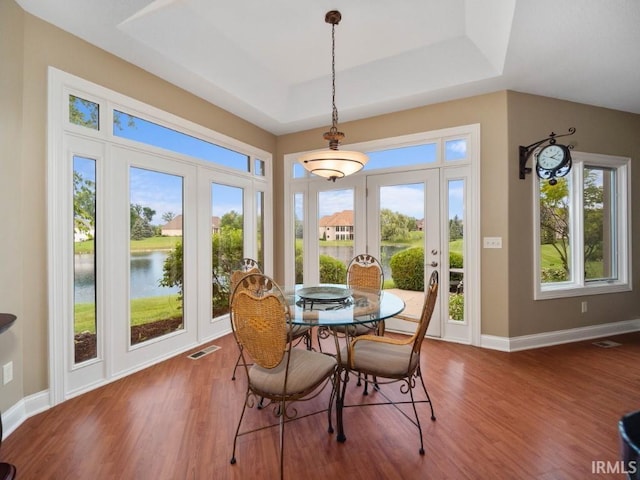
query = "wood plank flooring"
xmin=2 ymin=331 xmax=639 ymax=479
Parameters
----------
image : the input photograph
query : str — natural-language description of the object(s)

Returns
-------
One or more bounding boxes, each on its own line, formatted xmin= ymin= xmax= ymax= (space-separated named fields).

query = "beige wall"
xmin=0 ymin=0 xmax=26 ymax=414
xmin=507 ymin=92 xmax=640 ymax=336
xmin=0 ymin=2 xmax=275 ymax=411
xmin=276 ymin=92 xmax=512 ymax=337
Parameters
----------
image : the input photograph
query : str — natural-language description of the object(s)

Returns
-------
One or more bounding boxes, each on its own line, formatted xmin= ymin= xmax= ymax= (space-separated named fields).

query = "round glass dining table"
xmin=283 ymin=284 xmax=405 ymax=443
xmin=283 ymin=284 xmax=405 ymax=327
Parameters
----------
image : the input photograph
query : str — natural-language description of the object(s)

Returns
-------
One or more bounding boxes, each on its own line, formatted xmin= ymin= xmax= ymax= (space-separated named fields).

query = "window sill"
xmin=536 ymin=282 xmax=632 ymax=300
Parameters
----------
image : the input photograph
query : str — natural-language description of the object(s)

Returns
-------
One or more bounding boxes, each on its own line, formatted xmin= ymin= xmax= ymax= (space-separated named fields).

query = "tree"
xmin=539 ymin=178 xmax=570 ymax=275
xmin=449 ymin=215 xmax=463 ymax=241
xmin=539 ymin=170 xmax=604 ymax=279
xmin=161 ymin=224 xmax=244 ymax=315
xmin=73 ymin=171 xmax=95 ymax=238
xmin=220 ymin=210 xmax=243 ymax=230
xmin=294 ymin=214 xmax=304 ymax=239
xmin=130 ymin=203 xmax=155 ymax=240
xmin=159 ymin=241 xmax=183 ymax=297
xmin=583 ymin=170 xmax=605 ymax=264
xmin=162 ymin=211 xmax=176 ymax=224
xmin=69 ymin=96 xmax=98 ymax=129
xmin=380 ymin=209 xmax=416 ymax=242
xmin=69 ymin=95 xmax=135 ymax=130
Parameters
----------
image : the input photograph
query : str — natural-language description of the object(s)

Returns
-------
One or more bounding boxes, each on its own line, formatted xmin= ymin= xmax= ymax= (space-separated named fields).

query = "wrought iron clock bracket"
xmin=519 ymin=127 xmax=576 ymax=179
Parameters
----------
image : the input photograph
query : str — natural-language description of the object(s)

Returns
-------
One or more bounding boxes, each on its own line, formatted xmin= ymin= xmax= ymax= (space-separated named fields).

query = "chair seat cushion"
xmin=340 ymin=340 xmax=418 ymax=377
xmin=250 ymin=348 xmax=336 ymax=395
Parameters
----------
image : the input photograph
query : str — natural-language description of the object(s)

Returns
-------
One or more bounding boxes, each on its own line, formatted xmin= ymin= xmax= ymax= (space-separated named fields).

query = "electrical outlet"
xmin=483 ymin=237 xmax=502 ymax=249
xmin=3 ymin=362 xmax=13 ymax=385
xmin=581 ymin=301 xmax=588 ymax=314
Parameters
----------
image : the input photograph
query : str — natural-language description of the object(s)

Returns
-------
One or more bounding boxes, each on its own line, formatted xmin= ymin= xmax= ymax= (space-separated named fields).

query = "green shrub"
xmin=541 ymin=266 xmax=568 ymax=282
xmin=449 ymin=251 xmax=463 ymax=269
xmin=295 ymin=244 xmax=303 ymax=284
xmin=319 ymin=255 xmax=347 ymax=284
xmin=449 ymin=250 xmax=464 ymax=287
xmin=449 ymin=293 xmax=464 ymax=321
xmin=389 ymin=247 xmax=424 ymax=291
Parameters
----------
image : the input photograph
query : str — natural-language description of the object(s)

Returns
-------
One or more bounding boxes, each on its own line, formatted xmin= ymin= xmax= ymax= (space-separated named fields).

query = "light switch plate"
xmin=3 ymin=362 xmax=13 ymax=385
xmin=483 ymin=237 xmax=502 ymax=249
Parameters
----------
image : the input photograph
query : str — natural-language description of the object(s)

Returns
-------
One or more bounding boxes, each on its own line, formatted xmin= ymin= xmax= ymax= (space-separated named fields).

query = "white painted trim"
xmin=1 ymin=390 xmax=50 ymax=440
xmin=1 ymin=322 xmax=233 ymax=441
xmin=47 ymin=67 xmax=271 ymax=404
xmin=481 ymin=318 xmax=640 ymax=352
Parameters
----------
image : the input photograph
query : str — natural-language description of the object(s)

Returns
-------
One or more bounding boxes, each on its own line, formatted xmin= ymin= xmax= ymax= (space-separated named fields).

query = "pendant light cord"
xmin=330 ymin=22 xmax=339 ymax=136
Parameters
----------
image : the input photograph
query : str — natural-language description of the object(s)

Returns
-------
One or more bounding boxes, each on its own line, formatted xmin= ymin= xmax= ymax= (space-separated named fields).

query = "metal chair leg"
xmin=231 ymin=352 xmax=243 ymax=380
xmin=230 ymin=393 xmax=250 ymax=465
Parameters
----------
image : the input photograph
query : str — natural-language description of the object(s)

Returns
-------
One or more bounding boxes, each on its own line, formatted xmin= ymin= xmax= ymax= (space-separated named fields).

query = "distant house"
xmin=74 ymin=228 xmax=94 ymax=243
xmin=416 ymin=219 xmax=424 ymax=231
xmin=211 ymin=216 xmax=220 ymax=234
xmin=319 ymin=210 xmax=354 ymax=241
xmin=161 ymin=215 xmax=183 ymax=236
xmin=74 ymin=218 xmax=94 ymax=242
xmin=161 ymin=215 xmax=220 ymax=236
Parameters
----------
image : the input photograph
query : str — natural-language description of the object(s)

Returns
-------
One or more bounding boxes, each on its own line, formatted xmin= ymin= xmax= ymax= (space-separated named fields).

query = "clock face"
xmin=537 ymin=144 xmax=567 ymax=170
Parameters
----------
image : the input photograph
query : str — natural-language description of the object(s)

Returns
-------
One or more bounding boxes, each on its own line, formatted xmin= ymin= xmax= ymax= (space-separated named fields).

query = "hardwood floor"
xmin=2 ymin=331 xmax=639 ymax=479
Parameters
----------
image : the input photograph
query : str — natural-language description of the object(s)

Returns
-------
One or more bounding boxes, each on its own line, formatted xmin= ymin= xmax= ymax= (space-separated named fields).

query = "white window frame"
xmin=283 ymin=124 xmax=481 ymax=346
xmin=534 ymin=151 xmax=632 ymax=299
xmin=47 ymin=67 xmax=273 ymax=404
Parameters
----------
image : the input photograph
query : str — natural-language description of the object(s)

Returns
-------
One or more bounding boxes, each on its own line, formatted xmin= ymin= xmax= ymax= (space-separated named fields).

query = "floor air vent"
xmin=188 ymin=345 xmax=221 ymax=359
xmin=592 ymin=340 xmax=622 ymax=348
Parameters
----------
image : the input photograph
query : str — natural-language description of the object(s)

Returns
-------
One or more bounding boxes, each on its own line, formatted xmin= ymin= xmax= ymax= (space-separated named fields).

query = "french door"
xmin=291 ymin=166 xmax=474 ymax=343
xmin=366 ymin=170 xmax=441 ymax=337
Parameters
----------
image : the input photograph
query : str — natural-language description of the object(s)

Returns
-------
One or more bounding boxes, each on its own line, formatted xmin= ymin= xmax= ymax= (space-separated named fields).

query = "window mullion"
xmin=572 ymin=164 xmax=585 ymax=287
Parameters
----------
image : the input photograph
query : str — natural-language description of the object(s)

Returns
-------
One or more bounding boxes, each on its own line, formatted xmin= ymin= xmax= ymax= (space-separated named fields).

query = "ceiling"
xmin=17 ymin=0 xmax=640 ymax=135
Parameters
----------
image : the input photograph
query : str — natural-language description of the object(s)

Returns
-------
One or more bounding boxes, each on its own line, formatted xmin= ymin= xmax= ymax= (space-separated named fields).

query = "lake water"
xmin=74 ymin=251 xmax=178 ymax=304
xmin=73 ymin=245 xmax=408 ymax=303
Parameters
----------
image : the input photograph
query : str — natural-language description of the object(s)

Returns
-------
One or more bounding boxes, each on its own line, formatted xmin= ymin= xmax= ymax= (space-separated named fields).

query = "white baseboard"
xmin=2 ymin=390 xmax=50 ymax=440
xmin=481 ymin=318 xmax=640 ymax=352
xmin=2 ymin=322 xmax=234 ymax=441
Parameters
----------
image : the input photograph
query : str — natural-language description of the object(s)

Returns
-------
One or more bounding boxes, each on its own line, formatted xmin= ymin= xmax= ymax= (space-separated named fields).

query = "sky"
xmin=73 ymin=99 xmax=465 ymax=224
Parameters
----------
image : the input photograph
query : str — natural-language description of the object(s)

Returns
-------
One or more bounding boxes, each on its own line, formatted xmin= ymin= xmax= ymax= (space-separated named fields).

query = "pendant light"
xmin=298 ymin=10 xmax=368 ymax=182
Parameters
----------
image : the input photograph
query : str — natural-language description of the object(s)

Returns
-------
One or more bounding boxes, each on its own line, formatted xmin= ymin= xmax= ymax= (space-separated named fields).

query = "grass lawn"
xmin=540 ymin=243 xmax=566 ymax=268
xmin=75 ymin=236 xmax=182 ymax=254
xmin=74 ymin=294 xmax=182 ymax=334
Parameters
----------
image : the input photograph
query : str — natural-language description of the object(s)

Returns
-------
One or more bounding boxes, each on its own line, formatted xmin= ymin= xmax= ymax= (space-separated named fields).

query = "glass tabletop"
xmin=284 ymin=284 xmax=405 ymax=327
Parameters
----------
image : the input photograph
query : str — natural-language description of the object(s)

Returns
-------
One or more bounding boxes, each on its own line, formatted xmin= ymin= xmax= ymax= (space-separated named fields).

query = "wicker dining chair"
xmin=317 ymin=254 xmax=384 ymax=384
xmin=338 ymin=270 xmax=439 ymax=455
xmin=230 ymin=260 xmax=311 ymax=380
xmin=229 ymin=273 xmax=338 ymax=480
xmin=317 ymin=253 xmax=384 ymax=339
xmin=345 ymin=253 xmax=385 ymax=335
xmin=229 ymin=259 xmax=263 ymax=381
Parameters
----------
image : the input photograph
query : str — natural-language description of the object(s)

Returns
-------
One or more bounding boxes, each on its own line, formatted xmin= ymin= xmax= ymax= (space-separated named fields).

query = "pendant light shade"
xmin=298 ymin=10 xmax=368 ymax=182
xmin=299 ymin=148 xmax=368 ymax=180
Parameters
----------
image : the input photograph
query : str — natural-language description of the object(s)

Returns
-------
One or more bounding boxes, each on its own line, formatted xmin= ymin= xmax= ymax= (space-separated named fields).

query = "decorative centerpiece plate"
xmin=297 ymin=286 xmax=353 ymax=303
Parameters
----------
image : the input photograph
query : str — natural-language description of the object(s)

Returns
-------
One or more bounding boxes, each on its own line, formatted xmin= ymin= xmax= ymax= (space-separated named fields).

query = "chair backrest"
xmin=229 ymin=258 xmax=262 ymax=295
xmin=230 ymin=267 xmax=262 ymax=294
xmin=230 ymin=273 xmax=289 ymax=369
xmin=347 ymin=254 xmax=383 ymax=291
xmin=410 ymin=270 xmax=439 ymax=357
xmin=239 ymin=257 xmax=261 ymax=272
